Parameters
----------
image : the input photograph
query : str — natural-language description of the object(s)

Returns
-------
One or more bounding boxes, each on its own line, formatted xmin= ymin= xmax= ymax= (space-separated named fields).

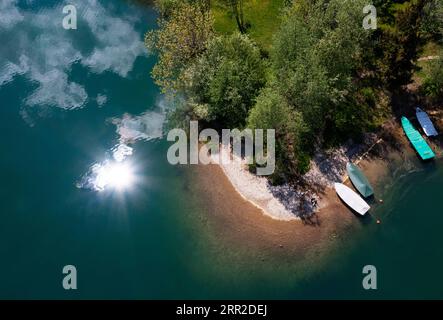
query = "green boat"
xmin=401 ymin=117 xmax=435 ymax=160
xmin=346 ymin=163 xmax=374 ymax=198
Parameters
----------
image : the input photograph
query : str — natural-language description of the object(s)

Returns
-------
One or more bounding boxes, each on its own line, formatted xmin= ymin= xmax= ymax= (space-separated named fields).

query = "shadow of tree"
xmin=300 ymin=212 xmax=320 ymax=226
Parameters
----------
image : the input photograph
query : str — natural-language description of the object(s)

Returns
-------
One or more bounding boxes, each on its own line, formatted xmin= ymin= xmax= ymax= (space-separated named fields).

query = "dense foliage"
xmin=145 ymin=1 xmax=213 ymax=93
xmin=147 ymin=0 xmax=442 ymax=183
xmin=183 ymin=33 xmax=266 ymax=127
xmin=423 ymin=51 xmax=443 ymax=100
xmin=270 ymin=0 xmax=373 ymax=137
xmin=247 ymin=87 xmax=308 ymax=180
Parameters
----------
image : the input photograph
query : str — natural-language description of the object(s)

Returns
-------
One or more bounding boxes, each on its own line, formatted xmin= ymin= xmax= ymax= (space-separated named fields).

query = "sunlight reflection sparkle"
xmin=94 ymin=161 xmax=135 ymax=191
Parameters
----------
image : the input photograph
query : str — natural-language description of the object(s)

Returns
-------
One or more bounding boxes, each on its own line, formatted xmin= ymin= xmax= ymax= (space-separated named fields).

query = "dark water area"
xmin=294 ymin=159 xmax=443 ymax=299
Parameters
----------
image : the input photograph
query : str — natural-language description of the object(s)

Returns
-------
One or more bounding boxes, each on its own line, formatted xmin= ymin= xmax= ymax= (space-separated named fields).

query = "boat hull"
xmin=334 ymin=183 xmax=370 ymax=215
xmin=416 ymin=107 xmax=438 ymax=137
xmin=346 ymin=163 xmax=374 ymax=198
xmin=401 ymin=117 xmax=435 ymax=160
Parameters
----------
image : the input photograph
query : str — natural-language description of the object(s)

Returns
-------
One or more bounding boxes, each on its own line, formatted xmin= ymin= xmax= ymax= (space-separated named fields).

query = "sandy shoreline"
xmin=191 ymin=111 xmax=442 ymax=257
xmin=192 ymin=163 xmax=355 ymax=259
xmin=211 ymin=132 xmax=386 ymax=222
xmin=191 ymin=142 xmax=387 ymax=259
xmin=210 ymin=110 xmax=443 ymax=223
xmin=211 ymin=144 xmax=299 ymax=221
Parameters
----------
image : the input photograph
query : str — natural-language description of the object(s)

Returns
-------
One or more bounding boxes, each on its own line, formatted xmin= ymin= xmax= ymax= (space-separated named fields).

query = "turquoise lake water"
xmin=1 ymin=0 xmax=443 ymax=299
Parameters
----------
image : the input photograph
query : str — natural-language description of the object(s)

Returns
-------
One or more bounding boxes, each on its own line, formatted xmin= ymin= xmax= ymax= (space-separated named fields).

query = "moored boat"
xmin=346 ymin=163 xmax=374 ymax=198
xmin=416 ymin=107 xmax=438 ymax=137
xmin=401 ymin=117 xmax=435 ymax=160
xmin=334 ymin=183 xmax=370 ymax=215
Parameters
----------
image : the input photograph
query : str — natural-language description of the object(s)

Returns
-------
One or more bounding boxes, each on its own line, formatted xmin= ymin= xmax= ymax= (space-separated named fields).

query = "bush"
xmin=422 ymin=56 xmax=443 ymax=99
xmin=184 ymin=33 xmax=266 ymax=128
xmin=271 ymin=0 xmax=371 ymax=142
xmin=145 ymin=2 xmax=214 ymax=94
xmin=154 ymin=0 xmax=179 ymax=17
xmin=248 ymin=87 xmax=308 ymax=176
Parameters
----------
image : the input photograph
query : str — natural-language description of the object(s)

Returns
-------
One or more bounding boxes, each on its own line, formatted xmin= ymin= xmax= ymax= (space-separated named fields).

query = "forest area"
xmin=145 ymin=0 xmax=443 ymax=184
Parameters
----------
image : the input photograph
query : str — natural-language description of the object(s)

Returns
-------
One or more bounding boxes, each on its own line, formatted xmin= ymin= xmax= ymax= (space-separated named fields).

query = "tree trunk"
xmin=230 ymin=0 xmax=246 ymax=33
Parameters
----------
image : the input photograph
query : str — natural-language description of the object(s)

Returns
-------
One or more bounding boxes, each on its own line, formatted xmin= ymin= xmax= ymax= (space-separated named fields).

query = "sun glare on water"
xmin=76 ymin=144 xmax=139 ymax=192
xmin=95 ymin=162 xmax=135 ymax=191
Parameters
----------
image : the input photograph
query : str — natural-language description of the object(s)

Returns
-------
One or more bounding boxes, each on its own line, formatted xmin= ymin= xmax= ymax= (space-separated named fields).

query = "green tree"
xmin=422 ymin=54 xmax=443 ymax=100
xmin=248 ymin=87 xmax=309 ymax=178
xmin=184 ymin=33 xmax=266 ymax=127
xmin=145 ymin=2 xmax=214 ymax=94
xmin=374 ymin=0 xmax=429 ymax=89
xmin=153 ymin=0 xmax=178 ymax=17
xmin=271 ymin=0 xmax=372 ymax=144
xmin=422 ymin=0 xmax=443 ymax=40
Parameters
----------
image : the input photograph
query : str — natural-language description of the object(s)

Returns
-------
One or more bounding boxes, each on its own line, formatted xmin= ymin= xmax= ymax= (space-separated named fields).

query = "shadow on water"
xmin=423 ymin=158 xmax=438 ymax=171
xmin=337 ymin=196 xmax=374 ymax=226
xmin=360 ymin=212 xmax=375 ymax=226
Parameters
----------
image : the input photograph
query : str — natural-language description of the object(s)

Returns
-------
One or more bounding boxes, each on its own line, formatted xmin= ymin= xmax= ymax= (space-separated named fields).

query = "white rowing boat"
xmin=416 ymin=107 xmax=438 ymax=137
xmin=334 ymin=183 xmax=370 ymax=215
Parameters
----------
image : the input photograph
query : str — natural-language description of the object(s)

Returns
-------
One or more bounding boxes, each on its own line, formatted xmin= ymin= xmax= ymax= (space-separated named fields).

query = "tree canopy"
xmin=184 ymin=32 xmax=266 ymax=127
xmin=147 ymin=0 xmax=442 ymax=182
xmin=145 ymin=1 xmax=214 ymax=94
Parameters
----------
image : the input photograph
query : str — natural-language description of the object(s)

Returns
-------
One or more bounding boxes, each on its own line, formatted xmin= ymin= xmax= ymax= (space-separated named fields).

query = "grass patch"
xmin=422 ymin=41 xmax=442 ymax=57
xmin=415 ymin=41 xmax=442 ymax=82
xmin=211 ymin=0 xmax=286 ymax=51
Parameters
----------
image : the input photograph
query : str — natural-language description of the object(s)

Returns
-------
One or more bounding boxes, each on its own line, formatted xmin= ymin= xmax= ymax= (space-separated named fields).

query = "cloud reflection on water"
xmin=0 ymin=0 xmax=146 ymax=113
xmin=0 ymin=0 xmax=170 ymax=193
